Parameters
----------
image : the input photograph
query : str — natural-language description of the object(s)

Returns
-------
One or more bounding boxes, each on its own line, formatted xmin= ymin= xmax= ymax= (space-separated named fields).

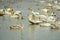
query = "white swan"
xmin=5 ymin=8 xmax=15 ymax=15
xmin=10 ymin=11 xmax=22 ymax=18
xmin=47 ymin=16 xmax=57 ymax=23
xmin=40 ymin=8 xmax=49 ymax=21
xmin=40 ymin=15 xmax=57 ymax=23
xmin=3 ymin=7 xmax=21 ymax=18
xmin=41 ymin=8 xmax=49 ymax=17
xmin=39 ymin=15 xmax=57 ymax=23
xmin=28 ymin=11 xmax=42 ymax=24
xmin=41 ymin=8 xmax=57 ymax=22
xmin=0 ymin=7 xmax=10 ymax=15
xmin=5 ymin=7 xmax=21 ymax=15
xmin=47 ymin=12 xmax=57 ymax=23
xmin=28 ymin=8 xmax=49 ymax=24
xmin=39 ymin=15 xmax=47 ymax=22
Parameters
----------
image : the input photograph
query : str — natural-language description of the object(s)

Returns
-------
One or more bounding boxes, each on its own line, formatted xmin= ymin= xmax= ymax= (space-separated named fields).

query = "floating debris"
xmin=10 ymin=25 xmax=23 ymax=30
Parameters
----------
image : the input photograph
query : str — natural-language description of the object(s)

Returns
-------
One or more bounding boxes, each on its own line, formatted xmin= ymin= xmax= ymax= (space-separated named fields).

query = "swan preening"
xmin=28 ymin=12 xmax=42 ymax=24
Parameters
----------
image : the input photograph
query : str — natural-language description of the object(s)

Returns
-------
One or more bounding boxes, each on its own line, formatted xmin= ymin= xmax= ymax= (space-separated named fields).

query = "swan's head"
xmin=4 ymin=5 xmax=7 ymax=9
xmin=9 ymin=7 xmax=15 ymax=14
xmin=9 ymin=6 xmax=15 ymax=12
xmin=10 ymin=7 xmax=15 ymax=11
xmin=28 ymin=7 xmax=32 ymax=11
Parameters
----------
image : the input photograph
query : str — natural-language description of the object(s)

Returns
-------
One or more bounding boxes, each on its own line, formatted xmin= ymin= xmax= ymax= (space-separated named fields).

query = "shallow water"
xmin=0 ymin=0 xmax=60 ymax=40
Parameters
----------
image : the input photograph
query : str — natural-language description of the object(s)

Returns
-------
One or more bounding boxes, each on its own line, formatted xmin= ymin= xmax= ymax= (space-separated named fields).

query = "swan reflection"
xmin=28 ymin=24 xmax=40 ymax=40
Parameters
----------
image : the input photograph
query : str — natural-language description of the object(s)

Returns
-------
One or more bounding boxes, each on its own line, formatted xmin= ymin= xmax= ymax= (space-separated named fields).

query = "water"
xmin=0 ymin=0 xmax=60 ymax=40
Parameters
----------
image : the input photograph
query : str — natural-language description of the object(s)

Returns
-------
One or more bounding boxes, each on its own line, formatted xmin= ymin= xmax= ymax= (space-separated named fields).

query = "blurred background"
xmin=0 ymin=0 xmax=60 ymax=40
